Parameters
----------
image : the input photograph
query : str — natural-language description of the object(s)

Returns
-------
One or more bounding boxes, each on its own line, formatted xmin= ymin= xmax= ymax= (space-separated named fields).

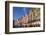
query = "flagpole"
xmin=24 ymin=8 xmax=27 ymax=16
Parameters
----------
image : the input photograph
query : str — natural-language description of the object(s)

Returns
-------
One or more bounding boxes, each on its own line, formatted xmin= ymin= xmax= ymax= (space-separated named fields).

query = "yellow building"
xmin=28 ymin=8 xmax=40 ymax=21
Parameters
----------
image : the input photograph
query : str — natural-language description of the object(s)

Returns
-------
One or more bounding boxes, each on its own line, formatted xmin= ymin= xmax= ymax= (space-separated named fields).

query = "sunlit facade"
xmin=28 ymin=8 xmax=40 ymax=21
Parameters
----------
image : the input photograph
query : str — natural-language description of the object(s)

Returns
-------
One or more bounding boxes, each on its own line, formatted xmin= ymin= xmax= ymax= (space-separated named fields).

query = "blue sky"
xmin=13 ymin=7 xmax=32 ymax=20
